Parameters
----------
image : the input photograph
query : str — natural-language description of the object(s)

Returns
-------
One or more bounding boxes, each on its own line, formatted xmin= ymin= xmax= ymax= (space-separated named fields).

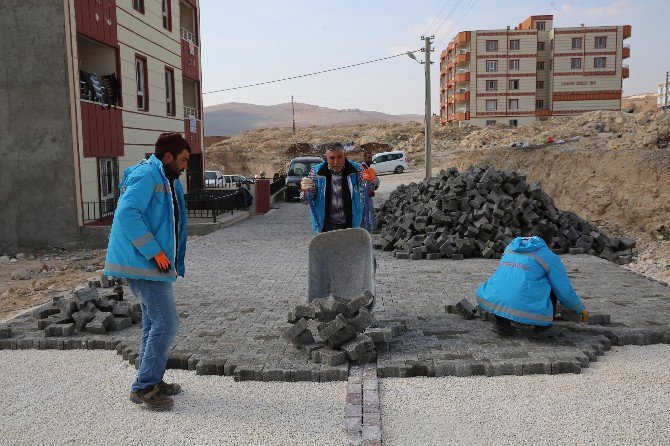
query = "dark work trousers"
xmin=494 ymin=291 xmax=558 ymax=328
xmin=322 ymin=222 xmax=349 ymax=232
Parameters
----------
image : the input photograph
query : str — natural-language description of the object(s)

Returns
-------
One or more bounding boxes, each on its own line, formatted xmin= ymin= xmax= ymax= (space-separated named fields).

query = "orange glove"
xmin=362 ymin=168 xmax=376 ymax=182
xmin=153 ymin=252 xmax=171 ymax=273
xmin=580 ymin=309 xmax=589 ymax=324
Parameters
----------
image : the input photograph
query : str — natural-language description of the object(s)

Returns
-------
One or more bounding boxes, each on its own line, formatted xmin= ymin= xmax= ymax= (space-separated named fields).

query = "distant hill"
xmin=203 ymin=102 xmax=423 ymax=136
xmin=622 ymin=93 xmax=658 ymax=113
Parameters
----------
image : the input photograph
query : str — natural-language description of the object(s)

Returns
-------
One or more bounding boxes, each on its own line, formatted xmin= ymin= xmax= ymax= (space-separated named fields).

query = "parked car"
xmin=222 ymin=174 xmax=245 ymax=187
xmin=204 ymin=170 xmax=224 ymax=188
xmin=284 ymin=156 xmax=324 ymax=201
xmin=371 ymin=150 xmax=408 ymax=174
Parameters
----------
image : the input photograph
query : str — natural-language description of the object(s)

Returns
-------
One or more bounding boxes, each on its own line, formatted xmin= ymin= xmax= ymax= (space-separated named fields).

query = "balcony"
xmin=455 ymin=72 xmax=470 ymax=83
xmin=623 ymin=25 xmax=631 ymax=39
xmin=184 ymin=115 xmax=202 ymax=155
xmin=455 ymin=31 xmax=471 ymax=45
xmin=622 ymin=64 xmax=629 ymax=78
xmin=81 ymin=101 xmax=124 ymax=158
xmin=455 ymin=92 xmax=470 ymax=102
xmin=183 ymin=75 xmax=201 ymax=154
xmin=622 ymin=45 xmax=630 ymax=59
xmin=75 ymin=0 xmax=118 ymax=47
xmin=455 ymin=112 xmax=470 ymax=121
xmin=535 ymin=109 xmax=552 ymax=117
xmin=181 ymin=29 xmax=200 ymax=80
xmin=455 ymin=52 xmax=470 ymax=64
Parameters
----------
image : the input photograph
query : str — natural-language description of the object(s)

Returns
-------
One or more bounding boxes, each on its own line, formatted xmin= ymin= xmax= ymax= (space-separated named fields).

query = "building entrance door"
xmin=98 ymin=157 xmax=119 ymax=218
xmin=187 ymin=153 xmax=203 ymax=192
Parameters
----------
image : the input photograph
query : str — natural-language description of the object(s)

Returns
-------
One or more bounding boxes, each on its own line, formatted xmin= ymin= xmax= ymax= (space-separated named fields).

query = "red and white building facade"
xmin=65 ymin=0 xmax=204 ymax=223
xmin=439 ymin=15 xmax=631 ymax=127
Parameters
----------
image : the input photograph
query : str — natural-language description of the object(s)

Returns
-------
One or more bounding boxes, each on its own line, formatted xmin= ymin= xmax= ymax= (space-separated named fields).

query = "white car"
xmin=371 ymin=151 xmax=408 ymax=174
xmin=204 ymin=170 xmax=224 ymax=188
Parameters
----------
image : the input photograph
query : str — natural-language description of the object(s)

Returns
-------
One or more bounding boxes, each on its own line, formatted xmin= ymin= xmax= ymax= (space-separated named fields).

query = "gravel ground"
xmin=380 ymin=344 xmax=670 ymax=446
xmin=0 ymin=350 xmax=345 ymax=446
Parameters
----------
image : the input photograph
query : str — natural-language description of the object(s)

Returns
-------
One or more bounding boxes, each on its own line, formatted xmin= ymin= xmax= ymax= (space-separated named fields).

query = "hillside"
xmin=203 ymin=102 xmax=423 ymax=136
xmin=204 ymin=110 xmax=670 ymax=283
xmin=622 ymin=93 xmax=659 ymax=113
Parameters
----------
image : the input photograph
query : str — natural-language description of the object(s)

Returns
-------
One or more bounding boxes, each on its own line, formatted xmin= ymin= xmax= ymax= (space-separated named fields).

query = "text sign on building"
xmin=560 ymin=81 xmax=597 ymax=86
xmin=190 ymin=115 xmax=197 ymax=132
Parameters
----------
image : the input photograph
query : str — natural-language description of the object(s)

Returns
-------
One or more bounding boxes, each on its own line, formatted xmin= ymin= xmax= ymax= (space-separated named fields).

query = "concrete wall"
xmin=0 ymin=0 xmax=80 ymax=252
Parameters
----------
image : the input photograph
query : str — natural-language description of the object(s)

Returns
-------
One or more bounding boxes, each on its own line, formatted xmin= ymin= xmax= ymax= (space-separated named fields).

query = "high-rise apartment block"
xmin=439 ymin=15 xmax=631 ymax=127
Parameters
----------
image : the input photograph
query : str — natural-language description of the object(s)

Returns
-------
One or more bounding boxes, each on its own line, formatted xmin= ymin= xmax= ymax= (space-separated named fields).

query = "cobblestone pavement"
xmin=3 ymin=186 xmax=670 ymax=380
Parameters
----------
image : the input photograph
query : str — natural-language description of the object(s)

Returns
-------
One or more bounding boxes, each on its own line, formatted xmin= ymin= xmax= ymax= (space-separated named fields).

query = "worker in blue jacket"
xmin=104 ymin=132 xmax=190 ymax=410
xmin=476 ymin=236 xmax=589 ymax=336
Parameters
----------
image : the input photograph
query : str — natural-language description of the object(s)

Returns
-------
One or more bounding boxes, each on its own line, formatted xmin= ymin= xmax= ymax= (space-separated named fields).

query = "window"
xmin=536 ymin=21 xmax=545 ymax=31
xmin=486 ymin=100 xmax=497 ymax=111
xmin=536 ymin=100 xmax=544 ymax=109
xmin=509 ymin=59 xmax=520 ymax=70
xmin=595 ymin=36 xmax=607 ymax=49
xmin=509 ymin=39 xmax=520 ymax=50
xmin=537 ymin=61 xmax=545 ymax=70
xmin=486 ymin=80 xmax=498 ymax=91
xmin=508 ymin=79 xmax=519 ymax=90
xmin=571 ymin=58 xmax=582 ymax=69
xmin=486 ymin=60 xmax=498 ymax=72
xmin=509 ymin=119 xmax=518 ymax=127
xmin=572 ymin=37 xmax=582 ymax=49
xmin=162 ymin=0 xmax=172 ymax=31
xmin=486 ymin=120 xmax=497 ymax=126
xmin=594 ymin=57 xmax=607 ymax=68
xmin=537 ymin=42 xmax=545 ymax=51
xmin=508 ymin=99 xmax=519 ymax=110
xmin=549 ymin=60 xmax=553 ymax=70
xmin=132 ymin=0 xmax=144 ymax=13
xmin=536 ymin=81 xmax=545 ymax=89
xmin=486 ymin=40 xmax=498 ymax=52
xmin=165 ymin=67 xmax=175 ymax=116
xmin=135 ymin=55 xmax=148 ymax=111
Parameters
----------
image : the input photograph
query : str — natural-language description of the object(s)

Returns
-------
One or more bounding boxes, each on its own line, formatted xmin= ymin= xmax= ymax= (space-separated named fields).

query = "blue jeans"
xmin=128 ymin=279 xmax=179 ymax=392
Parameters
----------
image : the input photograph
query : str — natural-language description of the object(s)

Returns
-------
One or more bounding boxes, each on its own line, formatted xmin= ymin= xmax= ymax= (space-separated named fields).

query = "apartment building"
xmin=658 ymin=79 xmax=670 ymax=109
xmin=439 ymin=15 xmax=631 ymax=127
xmin=0 ymin=0 xmax=204 ymax=251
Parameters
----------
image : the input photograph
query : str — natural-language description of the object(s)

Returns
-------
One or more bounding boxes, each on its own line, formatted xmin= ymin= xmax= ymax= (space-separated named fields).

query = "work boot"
xmin=157 ymin=380 xmax=182 ymax=396
xmin=129 ymin=385 xmax=174 ymax=411
xmin=493 ymin=316 xmax=518 ymax=337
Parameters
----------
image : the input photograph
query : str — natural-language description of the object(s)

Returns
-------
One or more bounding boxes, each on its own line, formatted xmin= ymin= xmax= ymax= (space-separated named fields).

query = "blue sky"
xmin=200 ymin=0 xmax=668 ymax=115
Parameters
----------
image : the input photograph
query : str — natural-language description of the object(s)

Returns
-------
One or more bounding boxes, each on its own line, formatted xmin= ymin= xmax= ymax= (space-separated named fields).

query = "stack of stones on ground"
xmin=375 ymin=165 xmax=636 ymax=264
xmin=9 ymin=274 xmax=140 ymax=338
xmin=282 ymin=291 xmax=393 ymax=366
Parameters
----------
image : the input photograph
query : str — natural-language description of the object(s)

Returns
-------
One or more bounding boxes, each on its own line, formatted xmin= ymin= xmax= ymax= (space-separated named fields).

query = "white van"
xmin=204 ymin=170 xmax=224 ymax=188
xmin=371 ymin=151 xmax=408 ymax=174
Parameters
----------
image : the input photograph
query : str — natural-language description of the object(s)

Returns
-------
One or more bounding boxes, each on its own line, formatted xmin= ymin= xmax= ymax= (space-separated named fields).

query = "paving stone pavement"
xmin=2 ymin=198 xmax=670 ymax=381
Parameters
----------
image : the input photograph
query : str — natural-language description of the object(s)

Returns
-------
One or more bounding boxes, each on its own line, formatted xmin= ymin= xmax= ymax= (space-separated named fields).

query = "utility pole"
xmin=291 ymin=95 xmax=296 ymax=134
xmin=665 ymin=71 xmax=669 ymax=112
xmin=422 ymin=36 xmax=434 ymax=179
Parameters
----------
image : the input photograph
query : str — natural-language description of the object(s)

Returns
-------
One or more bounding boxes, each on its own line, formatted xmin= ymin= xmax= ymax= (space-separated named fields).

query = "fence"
xmin=270 ymin=176 xmax=285 ymax=196
xmin=83 ymin=200 xmax=117 ymax=224
xmin=184 ymin=189 xmax=242 ymax=223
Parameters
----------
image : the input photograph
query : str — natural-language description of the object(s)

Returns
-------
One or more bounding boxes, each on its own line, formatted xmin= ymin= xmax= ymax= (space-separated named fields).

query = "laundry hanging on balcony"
xmin=80 ymin=70 xmax=122 ymax=108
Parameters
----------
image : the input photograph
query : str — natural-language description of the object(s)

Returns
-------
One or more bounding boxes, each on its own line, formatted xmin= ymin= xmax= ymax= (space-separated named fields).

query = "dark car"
xmin=284 ymin=156 xmax=324 ymax=201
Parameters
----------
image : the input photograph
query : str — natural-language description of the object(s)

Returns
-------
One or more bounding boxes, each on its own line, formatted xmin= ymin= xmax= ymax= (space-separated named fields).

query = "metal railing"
xmin=180 ymin=27 xmax=197 ymax=44
xmin=83 ymin=200 xmax=117 ymax=224
xmin=270 ymin=176 xmax=285 ymax=196
xmin=184 ymin=189 xmax=242 ymax=223
xmin=184 ymin=106 xmax=199 ymax=119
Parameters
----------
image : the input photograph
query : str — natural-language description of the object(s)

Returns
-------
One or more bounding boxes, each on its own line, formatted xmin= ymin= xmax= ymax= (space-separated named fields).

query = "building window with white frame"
xmin=594 ymin=57 xmax=607 ymax=68
xmin=136 ymin=56 xmax=148 ymax=111
xmin=536 ymin=99 xmax=544 ymax=110
xmin=509 ymin=119 xmax=518 ymax=127
xmin=486 ymin=100 xmax=497 ymax=111
xmin=486 ymin=120 xmax=497 ymax=126
xmin=508 ymin=99 xmax=519 ymax=110
xmin=132 ymin=0 xmax=144 ymax=13
xmin=537 ymin=61 xmax=545 ymax=70
xmin=536 ymin=80 xmax=544 ymax=89
xmin=572 ymin=37 xmax=582 ymax=49
xmin=486 ymin=60 xmax=498 ymax=72
xmin=595 ymin=36 xmax=607 ymax=49
xmin=571 ymin=58 xmax=582 ymax=69
xmin=486 ymin=80 xmax=498 ymax=91
xmin=536 ymin=21 xmax=545 ymax=31
xmin=508 ymin=79 xmax=519 ymax=90
xmin=165 ymin=68 xmax=175 ymax=116
xmin=509 ymin=39 xmax=520 ymax=50
xmin=486 ymin=40 xmax=498 ymax=52
xmin=537 ymin=42 xmax=545 ymax=51
xmin=509 ymin=59 xmax=520 ymax=70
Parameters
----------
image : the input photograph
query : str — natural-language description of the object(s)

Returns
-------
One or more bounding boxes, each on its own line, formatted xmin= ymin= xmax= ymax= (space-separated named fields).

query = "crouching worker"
xmin=104 ymin=132 xmax=190 ymax=410
xmin=476 ymin=235 xmax=588 ymax=336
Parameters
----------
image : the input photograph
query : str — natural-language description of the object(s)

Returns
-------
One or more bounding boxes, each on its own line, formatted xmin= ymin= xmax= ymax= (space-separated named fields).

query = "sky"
xmin=200 ymin=0 xmax=669 ymax=115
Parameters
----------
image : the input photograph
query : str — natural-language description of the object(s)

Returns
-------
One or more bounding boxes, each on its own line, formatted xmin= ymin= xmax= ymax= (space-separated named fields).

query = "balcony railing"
xmin=622 ymin=45 xmax=630 ymax=59
xmin=180 ymin=27 xmax=196 ymax=44
xmin=622 ymin=64 xmax=629 ymax=78
xmin=184 ymin=106 xmax=199 ymax=119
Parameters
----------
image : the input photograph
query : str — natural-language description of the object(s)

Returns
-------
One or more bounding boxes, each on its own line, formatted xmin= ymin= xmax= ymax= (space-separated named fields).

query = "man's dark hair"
xmin=155 ymin=132 xmax=191 ymax=160
xmin=320 ymin=142 xmax=344 ymax=154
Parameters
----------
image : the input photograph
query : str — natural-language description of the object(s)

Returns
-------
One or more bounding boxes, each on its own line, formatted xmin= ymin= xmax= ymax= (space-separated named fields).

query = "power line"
xmin=202 ymin=50 xmax=421 ymax=95
xmin=433 ymin=0 xmax=478 ymax=49
xmin=432 ymin=0 xmax=465 ymax=36
xmin=423 ymin=0 xmax=452 ymax=36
